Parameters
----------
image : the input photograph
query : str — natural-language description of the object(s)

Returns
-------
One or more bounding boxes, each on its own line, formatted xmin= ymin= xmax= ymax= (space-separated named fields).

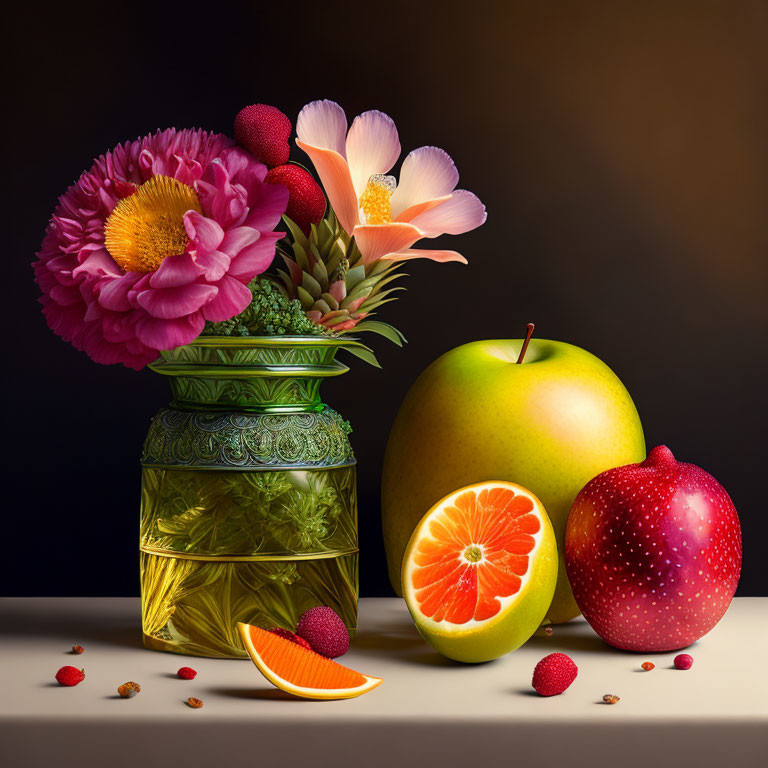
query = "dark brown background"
xmin=3 ymin=1 xmax=766 ymax=596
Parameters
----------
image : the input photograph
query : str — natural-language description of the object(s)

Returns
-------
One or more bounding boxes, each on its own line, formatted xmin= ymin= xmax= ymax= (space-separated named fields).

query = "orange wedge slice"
xmin=236 ymin=622 xmax=382 ymax=700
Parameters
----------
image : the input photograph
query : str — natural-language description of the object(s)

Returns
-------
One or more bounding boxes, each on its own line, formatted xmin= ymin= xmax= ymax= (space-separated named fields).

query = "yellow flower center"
xmin=104 ymin=175 xmax=202 ymax=273
xmin=359 ymin=174 xmax=396 ymax=225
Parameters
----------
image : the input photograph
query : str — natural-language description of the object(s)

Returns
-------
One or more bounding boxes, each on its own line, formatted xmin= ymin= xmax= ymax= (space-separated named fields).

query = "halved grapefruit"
xmin=236 ymin=622 xmax=382 ymax=700
xmin=402 ymin=481 xmax=557 ymax=663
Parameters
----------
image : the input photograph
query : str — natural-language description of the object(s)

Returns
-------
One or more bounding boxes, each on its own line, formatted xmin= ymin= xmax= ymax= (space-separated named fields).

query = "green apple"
xmin=382 ymin=337 xmax=645 ymax=623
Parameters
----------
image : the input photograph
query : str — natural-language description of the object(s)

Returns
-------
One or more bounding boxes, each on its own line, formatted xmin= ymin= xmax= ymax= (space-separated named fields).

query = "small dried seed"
xmin=544 ymin=627 xmax=554 ymax=637
xmin=602 ymin=694 xmax=620 ymax=705
xmin=187 ymin=697 xmax=204 ymax=709
xmin=72 ymin=645 xmax=84 ymax=655
xmin=117 ymin=682 xmax=141 ymax=698
xmin=641 ymin=662 xmax=655 ymax=671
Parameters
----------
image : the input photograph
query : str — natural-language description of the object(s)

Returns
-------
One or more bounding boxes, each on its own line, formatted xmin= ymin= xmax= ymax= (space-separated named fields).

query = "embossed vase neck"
xmin=149 ymin=336 xmax=352 ymax=413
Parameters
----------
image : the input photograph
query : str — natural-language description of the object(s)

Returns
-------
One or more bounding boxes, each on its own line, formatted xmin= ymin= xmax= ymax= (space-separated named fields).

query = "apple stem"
xmin=516 ymin=323 xmax=535 ymax=364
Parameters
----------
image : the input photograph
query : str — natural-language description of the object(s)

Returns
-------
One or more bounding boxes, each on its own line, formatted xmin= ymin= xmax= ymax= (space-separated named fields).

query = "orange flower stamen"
xmin=359 ymin=174 xmax=395 ymax=225
xmin=104 ymin=175 xmax=201 ymax=273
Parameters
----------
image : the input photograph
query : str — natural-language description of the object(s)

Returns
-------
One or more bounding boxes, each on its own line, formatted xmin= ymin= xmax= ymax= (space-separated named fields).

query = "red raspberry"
xmin=674 ymin=653 xmax=694 ymax=670
xmin=532 ymin=653 xmax=578 ymax=696
xmin=55 ymin=666 xmax=85 ymax=687
xmin=234 ymin=104 xmax=292 ymax=168
xmin=269 ymin=627 xmax=313 ymax=651
xmin=296 ymin=606 xmax=349 ymax=659
xmin=177 ymin=667 xmax=197 ymax=680
xmin=265 ymin=164 xmax=326 ymax=234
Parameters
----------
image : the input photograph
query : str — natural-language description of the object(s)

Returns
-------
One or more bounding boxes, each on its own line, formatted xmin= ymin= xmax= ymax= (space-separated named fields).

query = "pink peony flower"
xmin=34 ymin=128 xmax=289 ymax=369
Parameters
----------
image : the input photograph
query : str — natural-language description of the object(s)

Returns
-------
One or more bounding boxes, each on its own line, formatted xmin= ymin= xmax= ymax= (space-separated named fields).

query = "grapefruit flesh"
xmin=402 ymin=481 xmax=557 ymax=663
xmin=237 ymin=622 xmax=382 ymax=700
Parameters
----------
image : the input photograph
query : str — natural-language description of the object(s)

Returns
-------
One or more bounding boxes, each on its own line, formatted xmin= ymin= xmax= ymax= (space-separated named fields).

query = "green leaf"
xmin=325 ymin=238 xmax=348 ymax=276
xmin=345 ymin=265 xmax=366 ymax=291
xmin=292 ymin=243 xmax=310 ymax=272
xmin=297 ymin=285 xmax=315 ymax=309
xmin=367 ymin=271 xmax=407 ymax=297
xmin=343 ymin=282 xmax=373 ymax=304
xmin=274 ymin=270 xmax=294 ymax=298
xmin=350 ymin=320 xmax=406 ymax=346
xmin=360 ymin=285 xmax=406 ymax=306
xmin=320 ymin=291 xmax=339 ymax=311
xmin=318 ymin=219 xmax=334 ymax=250
xmin=312 ymin=298 xmax=332 ymax=314
xmin=359 ymin=295 xmax=401 ymax=313
xmin=282 ymin=216 xmax=308 ymax=250
xmin=301 ymin=272 xmax=322 ymax=299
xmin=312 ymin=259 xmax=328 ymax=286
xmin=336 ymin=339 xmax=381 ymax=368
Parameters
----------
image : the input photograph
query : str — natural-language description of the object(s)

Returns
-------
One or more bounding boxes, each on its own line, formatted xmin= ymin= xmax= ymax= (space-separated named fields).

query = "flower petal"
xmin=135 ymin=312 xmax=206 ymax=351
xmin=407 ymin=190 xmax=487 ymax=237
xmin=295 ymin=141 xmax=358 ymax=236
xmin=395 ymin=194 xmax=452 ymax=224
xmin=97 ymin=273 xmax=143 ymax=311
xmin=296 ymin=101 xmax=357 ymax=235
xmin=136 ymin=283 xmax=217 ymax=319
xmin=296 ymin=100 xmax=348 ymax=156
xmin=352 ymin=222 xmax=422 ymax=264
xmin=242 ymin=182 xmax=289 ymax=232
xmin=345 ymin=110 xmax=400 ymax=199
xmin=201 ymin=275 xmax=253 ymax=322
xmin=381 ymin=248 xmax=468 ymax=264
xmin=184 ymin=210 xmax=224 ymax=252
xmin=194 ymin=250 xmax=231 ymax=283
xmin=390 ymin=147 xmax=460 ymax=219
xmin=296 ymin=140 xmax=358 ymax=236
xmin=149 ymin=252 xmax=205 ymax=289
xmin=220 ymin=226 xmax=261 ymax=256
xmin=228 ymin=231 xmax=281 ymax=281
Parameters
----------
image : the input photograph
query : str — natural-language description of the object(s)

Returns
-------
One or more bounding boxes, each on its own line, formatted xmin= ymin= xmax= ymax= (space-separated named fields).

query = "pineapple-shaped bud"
xmin=272 ymin=211 xmax=406 ymax=344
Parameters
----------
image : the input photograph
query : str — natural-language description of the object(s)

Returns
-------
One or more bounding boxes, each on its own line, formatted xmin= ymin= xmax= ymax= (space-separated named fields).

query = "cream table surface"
xmin=1 ymin=597 xmax=766 ymax=767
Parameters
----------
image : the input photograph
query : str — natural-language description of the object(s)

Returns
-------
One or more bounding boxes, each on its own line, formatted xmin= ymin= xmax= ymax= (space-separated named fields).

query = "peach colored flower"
xmin=296 ymin=100 xmax=486 ymax=265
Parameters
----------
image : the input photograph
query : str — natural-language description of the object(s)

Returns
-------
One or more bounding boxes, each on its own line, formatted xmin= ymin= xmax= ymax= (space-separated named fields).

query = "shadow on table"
xmin=0 ymin=599 xmax=143 ymax=650
xmin=352 ymin=620 xmax=424 ymax=658
xmin=206 ymin=686 xmax=307 ymax=702
xmin=525 ymin=623 xmax=628 ymax=655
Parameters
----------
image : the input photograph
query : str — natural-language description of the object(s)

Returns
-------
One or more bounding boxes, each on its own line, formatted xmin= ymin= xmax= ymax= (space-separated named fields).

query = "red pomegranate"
xmin=565 ymin=446 xmax=741 ymax=651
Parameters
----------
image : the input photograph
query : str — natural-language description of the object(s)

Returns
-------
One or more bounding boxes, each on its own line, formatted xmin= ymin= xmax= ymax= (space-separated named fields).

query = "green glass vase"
xmin=139 ymin=336 xmax=359 ymax=658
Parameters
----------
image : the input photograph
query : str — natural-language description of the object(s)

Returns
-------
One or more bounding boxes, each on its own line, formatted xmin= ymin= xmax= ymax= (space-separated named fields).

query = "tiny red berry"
xmin=72 ymin=645 xmax=84 ymax=655
xmin=641 ymin=662 xmax=655 ymax=671
xmin=55 ymin=666 xmax=85 ymax=686
xmin=674 ymin=653 xmax=694 ymax=670
xmin=177 ymin=667 xmax=197 ymax=680
xmin=532 ymin=653 xmax=578 ymax=696
xmin=544 ymin=626 xmax=554 ymax=637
